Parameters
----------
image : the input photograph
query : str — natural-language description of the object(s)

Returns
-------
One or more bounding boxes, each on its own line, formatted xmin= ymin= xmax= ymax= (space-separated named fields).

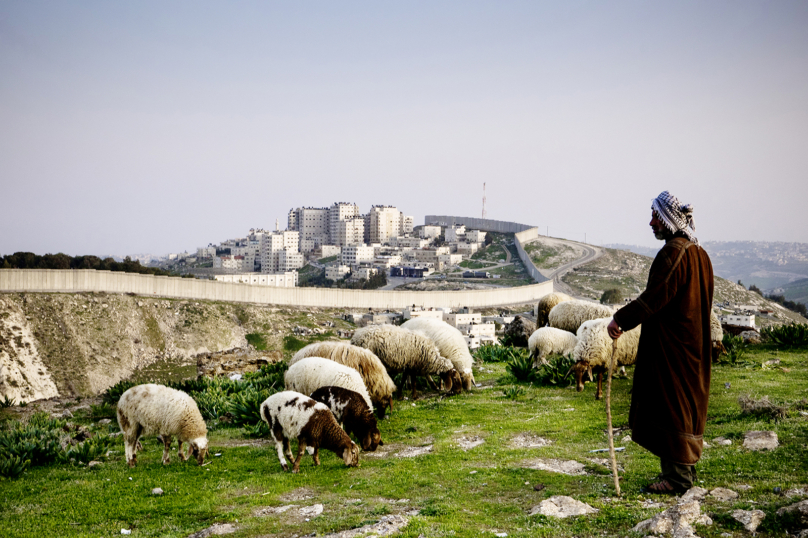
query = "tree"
xmin=600 ymin=288 xmax=624 ymax=304
xmin=748 ymin=284 xmax=763 ymax=296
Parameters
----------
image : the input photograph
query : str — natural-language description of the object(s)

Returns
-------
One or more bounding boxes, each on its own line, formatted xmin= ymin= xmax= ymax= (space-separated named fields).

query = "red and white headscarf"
xmin=651 ymin=191 xmax=698 ymax=246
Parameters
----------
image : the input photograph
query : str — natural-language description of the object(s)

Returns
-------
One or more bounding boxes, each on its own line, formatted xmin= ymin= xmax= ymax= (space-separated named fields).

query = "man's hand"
xmin=607 ymin=319 xmax=623 ymax=340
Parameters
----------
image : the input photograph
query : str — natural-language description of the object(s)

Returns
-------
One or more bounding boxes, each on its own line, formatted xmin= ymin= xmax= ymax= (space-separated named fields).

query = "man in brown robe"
xmin=608 ymin=191 xmax=714 ymax=494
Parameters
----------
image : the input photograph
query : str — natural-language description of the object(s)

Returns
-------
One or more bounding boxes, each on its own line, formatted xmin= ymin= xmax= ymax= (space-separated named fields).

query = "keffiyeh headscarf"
xmin=651 ymin=191 xmax=699 ymax=246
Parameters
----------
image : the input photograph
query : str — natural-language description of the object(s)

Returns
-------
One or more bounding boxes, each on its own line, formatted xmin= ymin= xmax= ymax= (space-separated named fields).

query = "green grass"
xmin=319 ymin=255 xmax=338 ymax=264
xmin=1 ymin=346 xmax=807 ymax=537
xmin=459 ymin=260 xmax=495 ymax=269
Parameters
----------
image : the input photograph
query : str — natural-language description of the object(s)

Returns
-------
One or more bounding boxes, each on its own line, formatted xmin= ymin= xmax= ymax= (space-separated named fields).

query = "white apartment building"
xmin=231 ymin=245 xmax=259 ymax=271
xmin=391 ymin=236 xmax=429 ymax=249
xmin=721 ymin=314 xmax=756 ymax=328
xmin=277 ymin=250 xmax=304 ymax=272
xmin=457 ymin=242 xmax=479 ymax=256
xmin=351 ymin=266 xmax=377 ymax=280
xmin=374 ymin=254 xmax=402 ymax=268
xmin=446 ymin=225 xmax=466 ymax=243
xmin=401 ymin=306 xmax=444 ymax=320
xmin=466 ymin=230 xmax=486 ymax=244
xmin=420 ymin=225 xmax=441 ymax=239
xmin=401 ymin=215 xmax=414 ymax=235
xmin=260 ymin=230 xmax=301 ymax=273
xmin=196 ymin=247 xmax=216 ymax=258
xmin=320 ymin=245 xmax=341 ymax=258
xmin=438 ymin=253 xmax=463 ymax=266
xmin=214 ymin=255 xmax=249 ymax=272
xmin=457 ymin=322 xmax=496 ymax=338
xmin=367 ymin=205 xmax=405 ymax=244
xmin=288 ymin=207 xmax=329 ymax=251
xmin=214 ymin=272 xmax=297 ymax=287
xmin=329 ymin=202 xmax=361 ymax=245
xmin=335 ymin=216 xmax=365 ymax=247
xmin=443 ymin=312 xmax=483 ymax=327
xmin=413 ymin=247 xmax=451 ymax=264
xmin=340 ymin=244 xmax=375 ymax=267
xmin=325 ymin=264 xmax=351 ymax=281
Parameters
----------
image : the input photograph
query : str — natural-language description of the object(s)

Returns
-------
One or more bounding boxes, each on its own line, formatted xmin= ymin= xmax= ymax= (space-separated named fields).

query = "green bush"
xmin=0 ymin=454 xmax=30 ymax=479
xmin=532 ymin=354 xmax=576 ymax=387
xmin=245 ymin=332 xmax=268 ymax=351
xmin=0 ymin=395 xmax=16 ymax=408
xmin=761 ymin=322 xmax=808 ymax=347
xmin=59 ymin=434 xmax=115 ymax=464
xmin=505 ymin=350 xmax=534 ymax=381
xmin=600 ymin=288 xmax=623 ymax=304
xmin=90 ymin=403 xmax=117 ymax=420
xmin=102 ymin=380 xmax=137 ymax=405
xmin=721 ymin=333 xmax=748 ymax=364
xmin=475 ymin=344 xmax=519 ymax=363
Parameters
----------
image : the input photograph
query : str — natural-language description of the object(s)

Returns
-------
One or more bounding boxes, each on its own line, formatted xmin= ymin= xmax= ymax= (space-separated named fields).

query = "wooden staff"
xmin=606 ymin=337 xmax=621 ymax=497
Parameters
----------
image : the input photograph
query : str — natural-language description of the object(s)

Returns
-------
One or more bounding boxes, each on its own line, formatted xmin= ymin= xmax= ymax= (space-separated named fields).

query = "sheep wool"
xmin=117 ymin=383 xmax=208 ymax=467
xmin=291 ymin=341 xmax=396 ymax=412
xmin=401 ymin=317 xmax=475 ymax=391
xmin=260 ymin=391 xmax=360 ymax=472
xmin=528 ymin=327 xmax=578 ymax=367
xmin=571 ymin=317 xmax=641 ymax=399
xmin=310 ymin=386 xmax=382 ymax=451
xmin=285 ymin=356 xmax=373 ymax=411
xmin=548 ymin=299 xmax=615 ymax=334
xmin=710 ymin=310 xmax=725 ymax=361
xmin=536 ymin=292 xmax=572 ymax=327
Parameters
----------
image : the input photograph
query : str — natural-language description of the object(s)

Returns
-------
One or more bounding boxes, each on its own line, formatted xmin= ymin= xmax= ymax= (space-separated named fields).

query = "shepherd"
xmin=607 ymin=191 xmax=714 ymax=494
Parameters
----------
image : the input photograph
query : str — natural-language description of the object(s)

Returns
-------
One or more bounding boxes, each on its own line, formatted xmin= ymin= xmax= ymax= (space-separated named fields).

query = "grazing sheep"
xmin=285 ymin=357 xmax=373 ymax=411
xmin=260 ymin=391 xmax=360 ymax=472
xmin=548 ymin=299 xmax=615 ymax=334
xmin=401 ymin=317 xmax=475 ymax=391
xmin=117 ymin=383 xmax=209 ymax=468
xmin=569 ymin=317 xmax=641 ymax=399
xmin=528 ymin=327 xmax=578 ymax=367
xmin=310 ymin=386 xmax=383 ymax=451
xmin=291 ymin=342 xmax=396 ymax=413
xmin=536 ymin=292 xmax=572 ymax=327
xmin=351 ymin=324 xmax=461 ymax=398
xmin=710 ymin=310 xmax=725 ymax=362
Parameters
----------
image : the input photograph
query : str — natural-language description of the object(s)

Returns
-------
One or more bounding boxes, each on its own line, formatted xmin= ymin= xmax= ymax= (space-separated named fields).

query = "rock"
xmin=152 ymin=488 xmax=164 ymax=495
xmin=186 ymin=523 xmax=237 ymax=537
xmin=254 ymin=505 xmax=296 ymax=516
xmin=503 ymin=316 xmax=536 ymax=347
xmin=510 ymin=433 xmax=551 ymax=448
xmin=786 ymin=487 xmax=808 ymax=498
xmin=299 ymin=504 xmax=323 ymax=517
xmin=731 ymin=509 xmax=765 ymax=532
xmin=395 ymin=445 xmax=433 ymax=458
xmin=709 ymin=488 xmax=739 ymax=502
xmin=740 ymin=330 xmax=761 ymax=344
xmin=60 ymin=409 xmax=74 ymax=419
xmin=713 ymin=437 xmax=732 ymax=446
xmin=457 ymin=436 xmax=485 ymax=451
xmin=87 ymin=461 xmax=103 ymax=468
xmin=777 ymin=500 xmax=808 ymax=525
xmin=321 ymin=515 xmax=409 ymax=538
xmin=521 ymin=458 xmax=587 ymax=476
xmin=632 ymin=499 xmax=705 ymax=538
xmin=743 ymin=430 xmax=779 ymax=451
xmin=98 ymin=418 xmax=112 ymax=425
xmin=528 ymin=496 xmax=598 ymax=518
xmin=737 ymin=485 xmax=753 ymax=491
xmin=680 ymin=487 xmax=709 ymax=503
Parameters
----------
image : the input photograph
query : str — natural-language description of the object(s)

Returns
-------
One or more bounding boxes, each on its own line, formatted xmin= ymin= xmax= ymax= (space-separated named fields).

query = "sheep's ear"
xmin=378 ymin=439 xmax=384 ymax=446
xmin=586 ymin=367 xmax=593 ymax=382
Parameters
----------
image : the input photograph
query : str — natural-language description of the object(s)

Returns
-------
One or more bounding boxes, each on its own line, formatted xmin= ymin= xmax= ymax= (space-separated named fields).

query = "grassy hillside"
xmin=2 ymin=344 xmax=807 ymax=537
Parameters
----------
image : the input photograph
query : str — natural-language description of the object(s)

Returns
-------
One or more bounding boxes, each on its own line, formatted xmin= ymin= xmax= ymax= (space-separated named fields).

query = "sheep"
xmin=528 ymin=327 xmax=579 ymax=367
xmin=536 ymin=292 xmax=572 ymax=327
xmin=351 ymin=324 xmax=461 ymax=398
xmin=116 ymin=383 xmax=209 ymax=468
xmin=548 ymin=299 xmax=615 ymax=334
xmin=291 ymin=342 xmax=396 ymax=414
xmin=309 ymin=386 xmax=383 ymax=451
xmin=568 ymin=317 xmax=641 ymax=400
xmin=260 ymin=390 xmax=360 ymax=472
xmin=401 ymin=317 xmax=475 ymax=391
xmin=285 ymin=357 xmax=373 ymax=411
xmin=710 ymin=310 xmax=725 ymax=362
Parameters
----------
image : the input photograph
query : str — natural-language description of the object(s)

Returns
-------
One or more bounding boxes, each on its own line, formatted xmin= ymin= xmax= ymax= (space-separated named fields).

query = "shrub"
xmin=101 ymin=380 xmax=137 ymax=405
xmin=600 ymin=288 xmax=623 ymax=304
xmin=227 ymin=388 xmax=271 ymax=427
xmin=503 ymin=386 xmax=524 ymax=400
xmin=533 ymin=354 xmax=576 ymax=387
xmin=0 ymin=395 xmax=16 ymax=408
xmin=506 ymin=350 xmax=534 ymax=381
xmin=720 ymin=333 xmax=748 ymax=364
xmin=60 ymin=434 xmax=116 ymax=464
xmin=761 ymin=322 xmax=808 ymax=347
xmin=474 ymin=344 xmax=513 ymax=363
xmin=0 ymin=455 xmax=30 ymax=479
xmin=90 ymin=403 xmax=117 ymax=420
xmin=245 ymin=332 xmax=268 ymax=351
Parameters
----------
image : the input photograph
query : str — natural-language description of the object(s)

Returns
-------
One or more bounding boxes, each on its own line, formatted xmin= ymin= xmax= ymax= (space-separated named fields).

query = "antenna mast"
xmin=482 ymin=182 xmax=487 ymax=219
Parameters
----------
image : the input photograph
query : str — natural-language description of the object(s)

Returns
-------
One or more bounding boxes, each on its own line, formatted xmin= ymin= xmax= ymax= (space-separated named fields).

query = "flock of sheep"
xmin=115 ymin=293 xmax=724 ymax=472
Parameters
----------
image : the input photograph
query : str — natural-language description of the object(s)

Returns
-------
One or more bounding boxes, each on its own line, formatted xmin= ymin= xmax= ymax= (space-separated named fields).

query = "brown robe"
xmin=613 ymin=236 xmax=714 ymax=465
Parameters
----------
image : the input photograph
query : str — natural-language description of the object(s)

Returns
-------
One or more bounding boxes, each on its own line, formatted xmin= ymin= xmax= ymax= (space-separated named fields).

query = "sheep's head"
xmin=461 ymin=368 xmax=474 ymax=392
xmin=361 ymin=427 xmax=383 ymax=452
xmin=567 ymin=360 xmax=593 ymax=392
xmin=440 ymin=369 xmax=462 ymax=394
xmin=343 ymin=442 xmax=360 ymax=467
xmin=189 ymin=437 xmax=209 ymax=465
xmin=711 ymin=340 xmax=726 ymax=362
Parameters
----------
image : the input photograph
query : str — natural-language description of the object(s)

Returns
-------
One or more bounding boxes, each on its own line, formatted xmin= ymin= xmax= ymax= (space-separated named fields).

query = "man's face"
xmin=650 ymin=211 xmax=669 ymax=241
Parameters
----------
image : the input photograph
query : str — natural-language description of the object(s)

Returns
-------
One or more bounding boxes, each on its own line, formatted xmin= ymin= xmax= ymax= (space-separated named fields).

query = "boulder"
xmin=632 ymin=497 xmax=711 ymax=538
xmin=528 ymin=496 xmax=598 ymax=518
xmin=731 ymin=509 xmax=765 ymax=533
xmin=709 ymin=488 xmax=739 ymax=502
xmin=739 ymin=330 xmax=761 ymax=344
xmin=743 ymin=431 xmax=779 ymax=451
xmin=777 ymin=500 xmax=808 ymax=525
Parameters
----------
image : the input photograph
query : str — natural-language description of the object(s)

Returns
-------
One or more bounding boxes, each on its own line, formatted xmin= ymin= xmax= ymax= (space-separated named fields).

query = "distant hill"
xmin=564 ymin=246 xmax=807 ymax=327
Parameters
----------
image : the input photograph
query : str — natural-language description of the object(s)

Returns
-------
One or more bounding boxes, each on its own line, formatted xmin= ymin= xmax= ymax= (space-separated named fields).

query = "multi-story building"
xmin=401 ymin=306 xmax=445 ymax=320
xmin=325 ymin=264 xmax=351 ymax=281
xmin=351 ymin=266 xmax=378 ymax=281
xmin=196 ymin=246 xmax=217 ymax=258
xmin=413 ymin=246 xmax=451 ymax=264
xmin=277 ymin=250 xmax=304 ymax=272
xmin=214 ymin=272 xmax=297 ymax=287
xmin=335 ymin=216 xmax=365 ymax=247
xmin=466 ymin=230 xmax=486 ymax=244
xmin=443 ymin=312 xmax=483 ymax=327
xmin=457 ymin=242 xmax=479 ymax=256
xmin=391 ymin=236 xmax=429 ymax=249
xmin=401 ymin=214 xmax=414 ymax=235
xmin=340 ymin=244 xmax=375 ymax=267
xmin=457 ymin=322 xmax=496 ymax=338
xmin=374 ymin=254 xmax=402 ymax=268
xmin=420 ymin=225 xmax=441 ymax=239
xmin=367 ymin=205 xmax=404 ymax=244
xmin=213 ymin=255 xmax=249 ymax=273
xmin=446 ymin=225 xmax=466 ymax=243
xmin=437 ymin=253 xmax=463 ymax=266
xmin=328 ymin=202 xmax=361 ymax=245
xmin=260 ymin=230 xmax=301 ymax=273
xmin=288 ymin=207 xmax=329 ymax=251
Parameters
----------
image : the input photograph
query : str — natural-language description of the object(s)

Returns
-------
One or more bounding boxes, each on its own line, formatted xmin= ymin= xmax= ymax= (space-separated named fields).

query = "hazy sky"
xmin=2 ymin=1 xmax=807 ymax=257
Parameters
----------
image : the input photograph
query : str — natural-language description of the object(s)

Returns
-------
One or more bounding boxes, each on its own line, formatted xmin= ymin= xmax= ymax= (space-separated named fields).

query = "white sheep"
xmin=535 ymin=292 xmax=572 ymax=327
xmin=400 ymin=317 xmax=475 ymax=391
xmin=291 ymin=341 xmax=396 ymax=413
xmin=351 ymin=324 xmax=461 ymax=398
xmin=548 ymin=299 xmax=615 ymax=334
xmin=569 ymin=317 xmax=641 ymax=399
xmin=260 ymin=390 xmax=360 ymax=472
xmin=528 ymin=327 xmax=578 ymax=367
xmin=710 ymin=310 xmax=725 ymax=361
xmin=116 ymin=383 xmax=209 ymax=467
xmin=285 ymin=357 xmax=373 ymax=411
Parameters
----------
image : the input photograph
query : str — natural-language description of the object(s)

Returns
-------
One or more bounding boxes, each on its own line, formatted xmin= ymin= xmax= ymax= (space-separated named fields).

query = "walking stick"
xmin=606 ymin=337 xmax=621 ymax=497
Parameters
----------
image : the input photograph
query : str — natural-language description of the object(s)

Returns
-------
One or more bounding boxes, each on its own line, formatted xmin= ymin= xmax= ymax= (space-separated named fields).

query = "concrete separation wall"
xmin=1 ymin=269 xmax=553 ymax=309
xmin=425 ymin=215 xmax=547 ymax=283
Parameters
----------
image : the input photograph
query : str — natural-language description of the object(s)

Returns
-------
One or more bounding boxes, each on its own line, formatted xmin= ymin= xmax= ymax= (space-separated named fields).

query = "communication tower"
xmin=482 ymin=182 xmax=487 ymax=219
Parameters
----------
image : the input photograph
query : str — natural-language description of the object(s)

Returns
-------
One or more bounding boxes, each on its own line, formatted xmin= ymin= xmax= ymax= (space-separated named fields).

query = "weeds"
xmin=738 ymin=394 xmax=788 ymax=421
xmin=245 ymin=332 xmax=268 ymax=350
xmin=761 ymin=322 xmax=808 ymax=347
xmin=502 ymin=386 xmax=525 ymax=400
xmin=720 ymin=333 xmax=750 ymax=365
